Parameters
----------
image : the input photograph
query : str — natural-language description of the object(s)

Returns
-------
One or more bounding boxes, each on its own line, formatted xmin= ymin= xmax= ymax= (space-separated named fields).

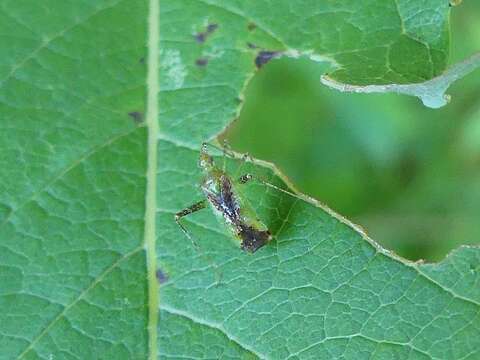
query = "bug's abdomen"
xmin=202 ymin=173 xmax=272 ymax=252
xmin=203 ymin=175 xmax=241 ymax=224
xmin=238 ymin=224 xmax=272 ymax=253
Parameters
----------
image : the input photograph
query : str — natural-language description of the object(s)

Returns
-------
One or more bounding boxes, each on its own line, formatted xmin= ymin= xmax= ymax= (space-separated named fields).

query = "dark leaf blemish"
xmin=207 ymin=23 xmax=218 ymax=33
xmin=139 ymin=57 xmax=145 ymax=64
xmin=247 ymin=22 xmax=256 ymax=31
xmin=195 ymin=57 xmax=209 ymax=67
xmin=255 ymin=50 xmax=281 ymax=69
xmin=195 ymin=23 xmax=219 ymax=43
xmin=156 ymin=269 xmax=169 ymax=284
xmin=247 ymin=42 xmax=257 ymax=49
xmin=128 ymin=111 xmax=144 ymax=124
xmin=195 ymin=33 xmax=206 ymax=43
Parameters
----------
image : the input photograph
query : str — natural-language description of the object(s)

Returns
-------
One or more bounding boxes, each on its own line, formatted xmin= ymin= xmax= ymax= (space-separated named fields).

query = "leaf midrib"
xmin=145 ymin=0 xmax=160 ymax=359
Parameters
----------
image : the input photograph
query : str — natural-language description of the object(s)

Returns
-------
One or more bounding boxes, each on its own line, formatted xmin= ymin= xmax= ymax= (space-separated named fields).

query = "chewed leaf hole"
xmin=222 ymin=55 xmax=480 ymax=262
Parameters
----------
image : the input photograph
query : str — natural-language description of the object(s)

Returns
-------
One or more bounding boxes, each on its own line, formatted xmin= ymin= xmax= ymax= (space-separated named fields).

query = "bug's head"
xmin=199 ymin=143 xmax=215 ymax=172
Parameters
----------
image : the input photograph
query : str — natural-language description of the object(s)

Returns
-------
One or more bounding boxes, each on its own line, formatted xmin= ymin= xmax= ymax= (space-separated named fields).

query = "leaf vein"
xmin=16 ymin=247 xmax=143 ymax=359
xmin=161 ymin=304 xmax=266 ymax=359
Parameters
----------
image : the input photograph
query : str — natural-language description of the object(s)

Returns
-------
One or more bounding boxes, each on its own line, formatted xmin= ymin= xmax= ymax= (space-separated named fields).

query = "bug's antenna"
xmin=175 ymin=215 xmax=200 ymax=249
xmin=238 ymin=172 xmax=303 ymax=202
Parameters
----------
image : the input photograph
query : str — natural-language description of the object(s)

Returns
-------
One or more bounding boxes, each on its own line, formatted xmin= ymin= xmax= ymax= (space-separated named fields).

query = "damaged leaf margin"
xmin=320 ymin=52 xmax=480 ymax=109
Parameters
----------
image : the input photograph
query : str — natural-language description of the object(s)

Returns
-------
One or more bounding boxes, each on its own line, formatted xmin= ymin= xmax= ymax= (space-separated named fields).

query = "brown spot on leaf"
xmin=156 ymin=269 xmax=169 ymax=284
xmin=255 ymin=50 xmax=281 ymax=68
xmin=247 ymin=22 xmax=256 ymax=31
xmin=128 ymin=111 xmax=144 ymax=124
xmin=194 ymin=23 xmax=219 ymax=43
xmin=207 ymin=23 xmax=218 ymax=33
xmin=195 ymin=57 xmax=209 ymax=67
xmin=195 ymin=33 xmax=206 ymax=43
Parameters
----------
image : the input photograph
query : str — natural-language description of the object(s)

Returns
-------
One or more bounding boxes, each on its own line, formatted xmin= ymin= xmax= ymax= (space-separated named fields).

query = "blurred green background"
xmin=225 ymin=1 xmax=480 ymax=262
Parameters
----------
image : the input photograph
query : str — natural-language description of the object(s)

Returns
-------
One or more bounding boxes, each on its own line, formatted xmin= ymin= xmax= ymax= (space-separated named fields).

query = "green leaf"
xmin=1 ymin=1 xmax=479 ymax=360
xmin=160 ymin=151 xmax=480 ymax=359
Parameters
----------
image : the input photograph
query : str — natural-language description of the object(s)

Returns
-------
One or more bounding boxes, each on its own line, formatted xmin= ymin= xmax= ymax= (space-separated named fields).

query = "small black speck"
xmin=139 ymin=57 xmax=145 ymax=64
xmin=247 ymin=42 xmax=257 ymax=49
xmin=235 ymin=97 xmax=243 ymax=104
xmin=194 ymin=23 xmax=219 ymax=43
xmin=255 ymin=50 xmax=280 ymax=68
xmin=156 ymin=269 xmax=169 ymax=284
xmin=195 ymin=57 xmax=209 ymax=67
xmin=247 ymin=22 xmax=256 ymax=31
xmin=207 ymin=23 xmax=218 ymax=33
xmin=128 ymin=111 xmax=144 ymax=124
xmin=195 ymin=33 xmax=206 ymax=43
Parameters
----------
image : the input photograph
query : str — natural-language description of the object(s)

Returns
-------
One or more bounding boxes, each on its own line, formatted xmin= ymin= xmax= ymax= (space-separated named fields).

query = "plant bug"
xmin=175 ymin=142 xmax=293 ymax=253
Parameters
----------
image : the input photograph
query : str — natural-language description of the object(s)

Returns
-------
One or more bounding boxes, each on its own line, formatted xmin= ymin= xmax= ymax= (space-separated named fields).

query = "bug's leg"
xmin=221 ymin=140 xmax=252 ymax=177
xmin=221 ymin=140 xmax=228 ymax=172
xmin=221 ymin=139 xmax=235 ymax=156
xmin=221 ymin=139 xmax=241 ymax=172
xmin=174 ymin=199 xmax=223 ymax=285
xmin=201 ymin=141 xmax=238 ymax=172
xmin=202 ymin=141 xmax=237 ymax=159
xmin=233 ymin=151 xmax=251 ymax=178
xmin=237 ymin=173 xmax=302 ymax=200
xmin=219 ymin=139 xmax=250 ymax=161
xmin=175 ymin=200 xmax=207 ymax=249
xmin=202 ymin=141 xmax=254 ymax=179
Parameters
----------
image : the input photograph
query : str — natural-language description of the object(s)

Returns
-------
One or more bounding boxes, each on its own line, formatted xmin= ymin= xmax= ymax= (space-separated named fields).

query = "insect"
xmin=175 ymin=142 xmax=280 ymax=252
